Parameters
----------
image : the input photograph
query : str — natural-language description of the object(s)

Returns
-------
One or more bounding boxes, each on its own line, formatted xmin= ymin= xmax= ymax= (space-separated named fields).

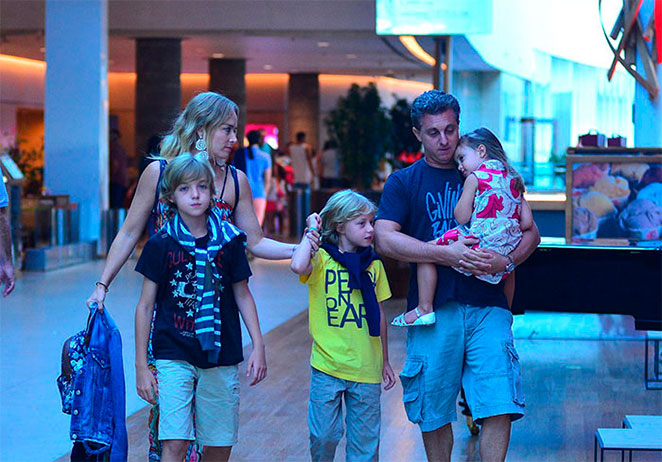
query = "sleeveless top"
xmin=147 ymin=160 xmax=240 ymax=237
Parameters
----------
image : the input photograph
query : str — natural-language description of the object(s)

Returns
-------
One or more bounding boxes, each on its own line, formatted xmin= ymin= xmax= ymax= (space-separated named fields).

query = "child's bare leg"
xmin=504 ymin=272 xmax=515 ymax=309
xmin=417 ymin=263 xmax=436 ymax=314
xmin=161 ymin=439 xmax=189 ymax=462
xmin=400 ymin=263 xmax=436 ymax=324
xmin=203 ymin=446 xmax=232 ymax=461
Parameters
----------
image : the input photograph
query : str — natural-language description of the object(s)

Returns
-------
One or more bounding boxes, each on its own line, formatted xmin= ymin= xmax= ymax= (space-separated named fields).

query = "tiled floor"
xmin=1 ymin=257 xmax=660 ymax=461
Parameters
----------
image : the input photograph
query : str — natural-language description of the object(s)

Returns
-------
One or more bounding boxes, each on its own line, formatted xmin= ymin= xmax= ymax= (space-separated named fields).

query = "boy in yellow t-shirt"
xmin=291 ymin=190 xmax=396 ymax=461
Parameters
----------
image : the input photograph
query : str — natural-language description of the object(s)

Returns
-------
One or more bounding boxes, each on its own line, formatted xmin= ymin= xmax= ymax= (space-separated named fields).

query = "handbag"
xmin=578 ymin=130 xmax=607 ymax=147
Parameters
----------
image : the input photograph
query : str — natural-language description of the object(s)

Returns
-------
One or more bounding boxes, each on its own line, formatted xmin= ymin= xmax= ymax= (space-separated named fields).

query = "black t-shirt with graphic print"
xmin=135 ymin=229 xmax=252 ymax=368
xmin=376 ymin=158 xmax=507 ymax=309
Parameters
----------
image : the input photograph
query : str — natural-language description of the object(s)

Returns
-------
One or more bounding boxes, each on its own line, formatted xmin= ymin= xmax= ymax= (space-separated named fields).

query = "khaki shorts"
xmin=156 ymin=360 xmax=240 ymax=447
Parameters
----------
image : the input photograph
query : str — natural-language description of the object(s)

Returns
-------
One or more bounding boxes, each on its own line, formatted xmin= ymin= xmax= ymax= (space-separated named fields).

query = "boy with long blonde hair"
xmin=291 ymin=189 xmax=395 ymax=461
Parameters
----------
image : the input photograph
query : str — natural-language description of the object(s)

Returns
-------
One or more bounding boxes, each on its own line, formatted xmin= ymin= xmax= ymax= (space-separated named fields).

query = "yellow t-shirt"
xmin=300 ymin=248 xmax=392 ymax=384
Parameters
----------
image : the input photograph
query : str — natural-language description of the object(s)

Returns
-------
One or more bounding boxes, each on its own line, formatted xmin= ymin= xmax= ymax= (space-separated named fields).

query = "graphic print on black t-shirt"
xmin=165 ymin=245 xmax=197 ymax=337
xmin=136 ymin=230 xmax=251 ymax=368
xmin=425 ymin=182 xmax=462 ymax=239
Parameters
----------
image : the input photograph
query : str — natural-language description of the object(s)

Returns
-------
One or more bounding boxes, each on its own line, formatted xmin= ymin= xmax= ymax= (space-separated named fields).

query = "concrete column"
xmin=44 ymin=0 xmax=108 ymax=242
xmin=633 ymin=0 xmax=661 ymax=147
xmin=136 ymin=38 xmax=181 ymax=158
xmin=288 ymin=73 xmax=319 ymax=152
xmin=209 ymin=59 xmax=246 ymax=146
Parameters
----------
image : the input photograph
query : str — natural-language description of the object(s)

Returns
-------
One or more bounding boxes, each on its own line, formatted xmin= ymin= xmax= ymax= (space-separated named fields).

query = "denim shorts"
xmin=156 ymin=360 xmax=240 ymax=447
xmin=400 ymin=302 xmax=524 ymax=432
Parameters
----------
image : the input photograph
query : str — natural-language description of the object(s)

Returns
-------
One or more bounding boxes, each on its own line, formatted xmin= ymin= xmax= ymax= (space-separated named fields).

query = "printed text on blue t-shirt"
xmin=426 ymin=183 xmax=462 ymax=238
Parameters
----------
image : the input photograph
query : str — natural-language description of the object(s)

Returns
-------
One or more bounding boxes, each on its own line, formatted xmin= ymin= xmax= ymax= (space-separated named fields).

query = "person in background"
xmin=140 ymin=134 xmax=162 ymax=176
xmin=317 ymin=139 xmax=342 ymax=189
xmin=234 ymin=130 xmax=272 ymax=226
xmin=0 ymin=178 xmax=15 ymax=297
xmin=372 ymin=156 xmax=393 ymax=192
xmin=109 ymin=128 xmax=129 ymax=209
xmin=289 ymin=132 xmax=315 ymax=229
xmin=289 ymin=131 xmax=315 ymax=188
xmin=264 ymin=163 xmax=287 ymax=237
xmin=258 ymin=128 xmax=273 ymax=157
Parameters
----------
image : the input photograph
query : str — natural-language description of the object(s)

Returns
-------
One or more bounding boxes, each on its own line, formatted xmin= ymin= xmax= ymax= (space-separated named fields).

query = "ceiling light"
xmin=212 ymin=53 xmax=225 ymax=59
xmin=317 ymin=42 xmax=330 ymax=48
xmin=399 ymin=36 xmax=435 ymax=66
xmin=263 ymin=64 xmax=273 ymax=70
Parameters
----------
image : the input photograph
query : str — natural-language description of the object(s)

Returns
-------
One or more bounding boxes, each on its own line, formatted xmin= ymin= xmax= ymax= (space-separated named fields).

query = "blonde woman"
xmin=87 ymin=92 xmax=305 ymax=309
xmin=88 ymin=92 xmax=313 ymax=461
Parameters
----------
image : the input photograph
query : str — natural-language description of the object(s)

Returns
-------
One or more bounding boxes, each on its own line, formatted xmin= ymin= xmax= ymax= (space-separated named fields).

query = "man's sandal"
xmin=391 ymin=307 xmax=436 ymax=327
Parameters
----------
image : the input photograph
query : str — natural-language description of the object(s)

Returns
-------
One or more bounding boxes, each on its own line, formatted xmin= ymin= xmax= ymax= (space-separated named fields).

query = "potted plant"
xmin=324 ymin=83 xmax=391 ymax=190
xmin=389 ymin=97 xmax=422 ymax=169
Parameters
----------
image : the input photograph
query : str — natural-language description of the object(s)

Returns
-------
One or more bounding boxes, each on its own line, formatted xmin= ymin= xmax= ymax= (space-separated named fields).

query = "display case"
xmin=565 ymin=148 xmax=662 ymax=245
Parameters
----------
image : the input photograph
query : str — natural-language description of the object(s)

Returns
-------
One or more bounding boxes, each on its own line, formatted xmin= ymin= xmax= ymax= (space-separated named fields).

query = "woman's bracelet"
xmin=95 ymin=281 xmax=109 ymax=293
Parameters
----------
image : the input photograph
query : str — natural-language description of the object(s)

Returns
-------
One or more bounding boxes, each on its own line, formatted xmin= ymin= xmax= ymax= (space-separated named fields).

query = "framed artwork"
xmin=565 ymin=154 xmax=662 ymax=244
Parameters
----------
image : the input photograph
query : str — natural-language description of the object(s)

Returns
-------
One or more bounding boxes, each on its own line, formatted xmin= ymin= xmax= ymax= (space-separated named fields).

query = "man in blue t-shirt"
xmin=375 ymin=90 xmax=540 ymax=461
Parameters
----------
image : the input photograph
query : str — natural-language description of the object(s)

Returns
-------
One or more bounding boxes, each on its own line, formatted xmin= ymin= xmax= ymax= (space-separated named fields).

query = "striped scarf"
xmin=165 ymin=207 xmax=243 ymax=363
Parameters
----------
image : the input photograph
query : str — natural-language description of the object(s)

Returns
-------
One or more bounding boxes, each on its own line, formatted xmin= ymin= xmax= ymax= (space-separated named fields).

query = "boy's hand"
xmin=136 ymin=365 xmax=158 ymax=405
xmin=382 ymin=361 xmax=396 ymax=390
xmin=306 ymin=213 xmax=321 ymax=230
xmin=305 ymin=229 xmax=321 ymax=252
xmin=304 ymin=213 xmax=322 ymax=252
xmin=246 ymin=344 xmax=267 ymax=386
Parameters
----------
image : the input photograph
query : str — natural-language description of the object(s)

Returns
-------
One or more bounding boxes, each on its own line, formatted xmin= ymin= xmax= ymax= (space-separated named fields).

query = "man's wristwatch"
xmin=504 ymin=255 xmax=515 ymax=274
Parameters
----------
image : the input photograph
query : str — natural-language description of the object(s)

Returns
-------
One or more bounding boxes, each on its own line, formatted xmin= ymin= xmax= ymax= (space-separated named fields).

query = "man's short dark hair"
xmin=410 ymin=90 xmax=461 ymax=129
xmin=296 ymin=131 xmax=306 ymax=142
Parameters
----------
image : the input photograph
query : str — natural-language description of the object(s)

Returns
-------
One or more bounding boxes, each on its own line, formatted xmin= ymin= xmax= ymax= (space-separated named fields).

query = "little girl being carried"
xmin=393 ymin=127 xmax=533 ymax=326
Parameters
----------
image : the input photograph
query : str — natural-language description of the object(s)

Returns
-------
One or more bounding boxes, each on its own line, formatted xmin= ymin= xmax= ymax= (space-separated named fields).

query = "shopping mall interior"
xmin=1 ymin=0 xmax=661 ymax=460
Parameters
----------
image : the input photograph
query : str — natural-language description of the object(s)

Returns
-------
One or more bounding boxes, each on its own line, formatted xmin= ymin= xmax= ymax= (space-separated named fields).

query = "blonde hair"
xmin=319 ymin=190 xmax=377 ymax=245
xmin=160 ymin=92 xmax=238 ymax=161
xmin=159 ymin=153 xmax=217 ymax=209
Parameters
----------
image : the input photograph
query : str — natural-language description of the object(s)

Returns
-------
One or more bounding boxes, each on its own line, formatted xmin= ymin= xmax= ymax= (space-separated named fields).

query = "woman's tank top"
xmin=147 ymin=160 xmax=240 ymax=236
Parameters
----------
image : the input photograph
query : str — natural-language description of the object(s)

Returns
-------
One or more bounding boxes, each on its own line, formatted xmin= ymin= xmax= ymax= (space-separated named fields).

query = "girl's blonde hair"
xmin=160 ymin=92 xmax=238 ymax=161
xmin=458 ymin=127 xmax=525 ymax=193
xmin=319 ymin=190 xmax=377 ymax=245
xmin=159 ymin=153 xmax=217 ymax=209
